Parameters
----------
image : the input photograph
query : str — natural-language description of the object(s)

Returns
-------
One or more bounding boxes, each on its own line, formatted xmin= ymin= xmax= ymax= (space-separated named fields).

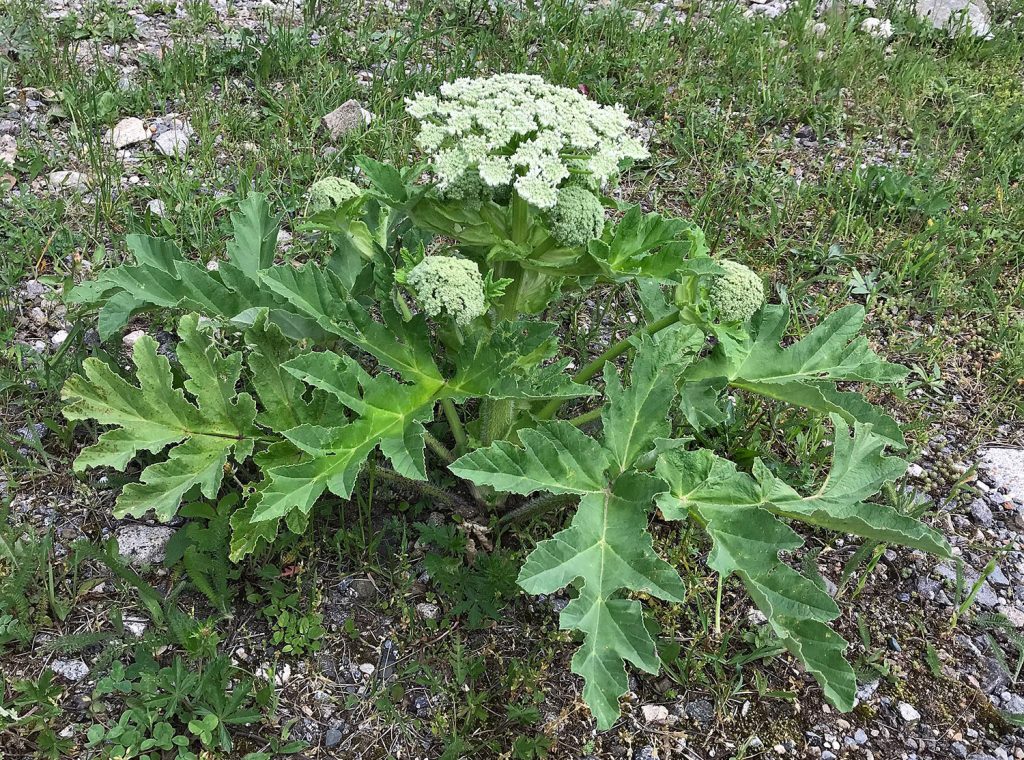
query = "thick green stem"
xmin=567 ymin=406 xmax=603 ymax=428
xmin=499 ymin=492 xmax=578 ymax=526
xmin=441 ymin=398 xmax=468 ymax=453
xmin=536 ymin=308 xmax=682 ymax=420
xmin=510 ymin=191 xmax=530 ymax=244
xmin=480 ymin=397 xmax=514 ymax=445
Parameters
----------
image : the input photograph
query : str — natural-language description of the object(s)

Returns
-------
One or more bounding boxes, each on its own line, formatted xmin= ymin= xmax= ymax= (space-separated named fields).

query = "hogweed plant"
xmin=63 ymin=74 xmax=950 ymax=729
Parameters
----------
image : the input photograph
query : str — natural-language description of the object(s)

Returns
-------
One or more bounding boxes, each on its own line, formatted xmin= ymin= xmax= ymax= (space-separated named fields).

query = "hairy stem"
xmin=499 ymin=492 xmax=578 ymax=526
xmin=536 ymin=308 xmax=681 ymax=420
xmin=480 ymin=397 xmax=514 ymax=445
xmin=423 ymin=430 xmax=455 ymax=464
xmin=372 ymin=466 xmax=473 ymax=513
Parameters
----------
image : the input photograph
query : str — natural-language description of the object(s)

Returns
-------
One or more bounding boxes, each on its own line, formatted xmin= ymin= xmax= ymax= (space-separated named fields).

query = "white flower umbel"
xmin=407 ymin=74 xmax=649 ymax=208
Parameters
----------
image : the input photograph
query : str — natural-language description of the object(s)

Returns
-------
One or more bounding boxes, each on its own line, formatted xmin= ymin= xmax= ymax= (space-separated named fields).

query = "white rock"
xmin=154 ymin=129 xmax=189 ymax=158
xmin=999 ymin=605 xmax=1024 ymax=628
xmin=107 ymin=117 xmax=149 ymax=148
xmin=861 ymin=17 xmax=894 ymax=38
xmin=48 ymin=170 xmax=89 ymax=192
xmin=115 ymin=524 xmax=176 ymax=566
xmin=359 ymin=663 xmax=375 ymax=675
xmin=29 ymin=306 xmax=47 ymax=325
xmin=811 ymin=21 xmax=828 ymax=36
xmin=915 ymin=0 xmax=991 ymax=36
xmin=123 ymin=329 xmax=146 ymax=348
xmin=206 ymin=260 xmax=220 ymax=271
xmin=169 ymin=118 xmax=194 ymax=136
xmin=124 ymin=618 xmax=148 ymax=637
xmin=51 ymin=658 xmax=89 ymax=681
xmin=641 ymin=704 xmax=670 ymax=723
xmin=898 ymin=701 xmax=921 ymax=723
xmin=275 ymin=662 xmax=292 ymax=686
xmin=0 ymin=134 xmax=15 ymax=168
xmin=980 ymin=447 xmax=1024 ymax=503
xmin=147 ymin=198 xmax=166 ymax=216
xmin=322 ymin=100 xmax=372 ymax=142
xmin=50 ymin=329 xmax=69 ymax=346
xmin=416 ymin=602 xmax=441 ymax=620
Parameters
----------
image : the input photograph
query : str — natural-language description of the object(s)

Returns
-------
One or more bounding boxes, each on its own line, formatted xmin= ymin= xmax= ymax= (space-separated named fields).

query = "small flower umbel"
xmin=406 ymin=74 xmax=649 ymax=208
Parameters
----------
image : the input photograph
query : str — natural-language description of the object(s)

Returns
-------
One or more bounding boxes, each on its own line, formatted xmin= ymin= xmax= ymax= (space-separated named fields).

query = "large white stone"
xmin=0 ymin=134 xmax=15 ymax=168
xmin=915 ymin=0 xmax=991 ymax=36
xmin=107 ymin=117 xmax=149 ymax=148
xmin=322 ymin=100 xmax=372 ymax=142
xmin=980 ymin=447 xmax=1024 ymax=504
xmin=154 ymin=129 xmax=189 ymax=158
xmin=51 ymin=658 xmax=89 ymax=682
xmin=115 ymin=524 xmax=176 ymax=566
xmin=48 ymin=170 xmax=89 ymax=192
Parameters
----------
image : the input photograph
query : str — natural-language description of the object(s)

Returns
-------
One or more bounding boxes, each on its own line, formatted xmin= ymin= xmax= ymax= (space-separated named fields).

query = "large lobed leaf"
xmin=452 ymin=334 xmax=690 ymax=729
xmin=65 ymin=194 xmax=326 ymax=341
xmin=688 ymin=304 xmax=909 ymax=445
xmin=62 ymin=314 xmax=258 ymax=521
xmin=654 ymin=415 xmax=949 ymax=710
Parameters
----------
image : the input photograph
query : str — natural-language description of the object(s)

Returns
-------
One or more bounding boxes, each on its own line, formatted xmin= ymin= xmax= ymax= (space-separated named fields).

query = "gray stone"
xmin=348 ymin=578 xmax=378 ymax=599
xmin=683 ymin=698 xmax=715 ymax=725
xmin=915 ymin=0 xmax=991 ymax=36
xmin=854 ymin=729 xmax=868 ymax=744
xmin=154 ymin=129 xmax=189 ymax=158
xmin=989 ymin=565 xmax=1010 ymax=587
xmin=51 ymin=658 xmax=89 ymax=681
xmin=856 ymin=680 xmax=880 ymax=702
xmin=147 ymin=199 xmax=166 ymax=216
xmin=1002 ymin=693 xmax=1024 ymax=714
xmin=107 ymin=117 xmax=148 ymax=148
xmin=898 ymin=702 xmax=921 ymax=723
xmin=998 ymin=605 xmax=1024 ymax=628
xmin=974 ymin=581 xmax=999 ymax=609
xmin=980 ymin=448 xmax=1024 ymax=504
xmin=115 ymin=524 xmax=176 ymax=566
xmin=322 ymin=100 xmax=371 ymax=141
xmin=324 ymin=729 xmax=343 ymax=748
xmin=0 ymin=134 xmax=14 ymax=168
xmin=970 ymin=499 xmax=994 ymax=526
xmin=48 ymin=170 xmax=89 ymax=192
xmin=415 ymin=602 xmax=440 ymax=620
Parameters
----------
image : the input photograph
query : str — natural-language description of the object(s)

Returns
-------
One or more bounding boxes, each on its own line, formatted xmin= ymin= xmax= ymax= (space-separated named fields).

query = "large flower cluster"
xmin=406 ymin=74 xmax=649 ymax=208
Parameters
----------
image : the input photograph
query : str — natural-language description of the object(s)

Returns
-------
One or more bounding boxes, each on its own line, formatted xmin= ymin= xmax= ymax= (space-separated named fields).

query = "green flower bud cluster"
xmin=710 ymin=260 xmax=765 ymax=323
xmin=307 ymin=176 xmax=361 ymax=214
xmin=405 ymin=255 xmax=488 ymax=325
xmin=544 ymin=185 xmax=605 ymax=248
